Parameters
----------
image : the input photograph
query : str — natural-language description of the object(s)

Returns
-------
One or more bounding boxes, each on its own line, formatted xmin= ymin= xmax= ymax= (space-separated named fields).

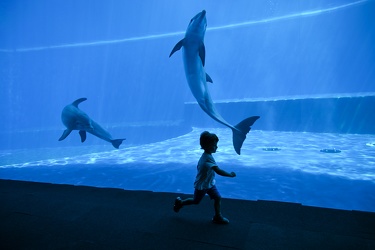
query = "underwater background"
xmin=1 ymin=0 xmax=374 ymax=212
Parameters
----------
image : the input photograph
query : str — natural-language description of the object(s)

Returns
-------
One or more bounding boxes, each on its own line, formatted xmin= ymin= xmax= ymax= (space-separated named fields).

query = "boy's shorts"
xmin=193 ymin=185 xmax=221 ymax=203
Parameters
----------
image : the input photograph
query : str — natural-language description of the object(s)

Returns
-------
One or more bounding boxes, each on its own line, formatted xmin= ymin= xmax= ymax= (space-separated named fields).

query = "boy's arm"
xmin=212 ymin=166 xmax=236 ymax=177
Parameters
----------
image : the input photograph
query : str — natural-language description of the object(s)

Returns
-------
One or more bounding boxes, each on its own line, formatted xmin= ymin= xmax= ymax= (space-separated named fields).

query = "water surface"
xmin=1 ymin=128 xmax=374 ymax=212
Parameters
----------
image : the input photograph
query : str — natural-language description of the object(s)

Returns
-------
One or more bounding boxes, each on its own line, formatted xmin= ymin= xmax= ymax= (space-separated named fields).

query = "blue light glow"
xmin=1 ymin=0 xmax=367 ymax=53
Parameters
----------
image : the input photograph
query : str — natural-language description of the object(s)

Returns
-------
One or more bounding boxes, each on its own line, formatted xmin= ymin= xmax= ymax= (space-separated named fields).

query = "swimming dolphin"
xmin=169 ymin=10 xmax=260 ymax=155
xmin=58 ymin=98 xmax=125 ymax=149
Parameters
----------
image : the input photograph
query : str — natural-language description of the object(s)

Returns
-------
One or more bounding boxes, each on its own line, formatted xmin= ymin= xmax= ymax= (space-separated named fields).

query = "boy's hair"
xmin=200 ymin=131 xmax=219 ymax=150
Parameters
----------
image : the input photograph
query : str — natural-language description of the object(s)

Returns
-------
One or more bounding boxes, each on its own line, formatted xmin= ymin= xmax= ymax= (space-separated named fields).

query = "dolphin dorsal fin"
xmin=72 ymin=98 xmax=87 ymax=107
xmin=199 ymin=42 xmax=206 ymax=66
xmin=206 ymin=73 xmax=213 ymax=83
xmin=169 ymin=39 xmax=185 ymax=57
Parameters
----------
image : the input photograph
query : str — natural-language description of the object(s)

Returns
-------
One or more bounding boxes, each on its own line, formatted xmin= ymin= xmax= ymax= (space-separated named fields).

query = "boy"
xmin=173 ymin=131 xmax=236 ymax=224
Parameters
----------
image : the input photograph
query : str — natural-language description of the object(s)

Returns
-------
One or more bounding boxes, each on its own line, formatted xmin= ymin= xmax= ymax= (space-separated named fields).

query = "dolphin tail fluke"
xmin=111 ymin=139 xmax=126 ymax=149
xmin=58 ymin=129 xmax=72 ymax=141
xmin=232 ymin=116 xmax=260 ymax=155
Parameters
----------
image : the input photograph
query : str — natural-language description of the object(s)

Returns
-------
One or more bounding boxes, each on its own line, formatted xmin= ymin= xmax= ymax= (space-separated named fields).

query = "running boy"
xmin=173 ymin=131 xmax=236 ymax=224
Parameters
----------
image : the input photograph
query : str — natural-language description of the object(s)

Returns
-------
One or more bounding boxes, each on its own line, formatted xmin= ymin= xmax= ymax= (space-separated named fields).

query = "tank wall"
xmin=184 ymin=95 xmax=375 ymax=134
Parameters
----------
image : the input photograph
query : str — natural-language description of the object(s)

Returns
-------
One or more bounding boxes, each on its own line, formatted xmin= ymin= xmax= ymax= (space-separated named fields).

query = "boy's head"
xmin=200 ymin=131 xmax=219 ymax=153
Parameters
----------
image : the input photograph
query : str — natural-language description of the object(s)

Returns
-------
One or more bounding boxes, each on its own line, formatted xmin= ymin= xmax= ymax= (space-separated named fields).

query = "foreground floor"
xmin=1 ymin=179 xmax=374 ymax=249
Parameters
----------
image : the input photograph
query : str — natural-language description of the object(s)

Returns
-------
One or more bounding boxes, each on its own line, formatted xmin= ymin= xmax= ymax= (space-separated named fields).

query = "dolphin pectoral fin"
xmin=72 ymin=97 xmax=87 ymax=108
xmin=79 ymin=130 xmax=87 ymax=143
xmin=58 ymin=129 xmax=72 ymax=141
xmin=169 ymin=39 xmax=185 ymax=57
xmin=206 ymin=73 xmax=213 ymax=83
xmin=199 ymin=42 xmax=206 ymax=66
xmin=232 ymin=116 xmax=260 ymax=155
xmin=111 ymin=139 xmax=126 ymax=149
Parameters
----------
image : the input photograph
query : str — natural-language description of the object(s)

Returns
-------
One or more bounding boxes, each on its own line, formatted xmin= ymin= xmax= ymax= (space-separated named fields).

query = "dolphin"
xmin=169 ymin=10 xmax=260 ymax=155
xmin=58 ymin=98 xmax=125 ymax=149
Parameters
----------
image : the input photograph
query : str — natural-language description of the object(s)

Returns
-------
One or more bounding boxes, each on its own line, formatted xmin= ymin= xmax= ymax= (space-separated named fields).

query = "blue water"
xmin=1 ymin=128 xmax=375 ymax=212
xmin=1 ymin=1 xmax=375 ymax=213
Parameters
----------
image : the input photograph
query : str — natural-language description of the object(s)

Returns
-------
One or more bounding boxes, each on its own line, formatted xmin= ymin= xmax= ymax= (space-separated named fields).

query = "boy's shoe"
xmin=212 ymin=214 xmax=229 ymax=224
xmin=173 ymin=197 xmax=183 ymax=213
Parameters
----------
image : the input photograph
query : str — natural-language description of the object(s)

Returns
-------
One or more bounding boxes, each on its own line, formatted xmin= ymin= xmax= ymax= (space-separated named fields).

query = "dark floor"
xmin=1 ymin=179 xmax=374 ymax=250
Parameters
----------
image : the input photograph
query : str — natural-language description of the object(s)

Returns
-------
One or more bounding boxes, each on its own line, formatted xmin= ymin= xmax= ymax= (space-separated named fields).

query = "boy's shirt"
xmin=194 ymin=152 xmax=217 ymax=190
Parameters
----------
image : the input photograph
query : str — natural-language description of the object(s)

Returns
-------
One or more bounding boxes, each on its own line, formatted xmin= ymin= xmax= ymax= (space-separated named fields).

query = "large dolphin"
xmin=58 ymin=98 xmax=125 ymax=149
xmin=169 ymin=10 xmax=260 ymax=155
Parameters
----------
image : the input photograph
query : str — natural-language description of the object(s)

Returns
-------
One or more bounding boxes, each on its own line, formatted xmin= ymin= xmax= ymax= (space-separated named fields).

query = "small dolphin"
xmin=58 ymin=98 xmax=125 ymax=149
xmin=169 ymin=10 xmax=260 ymax=154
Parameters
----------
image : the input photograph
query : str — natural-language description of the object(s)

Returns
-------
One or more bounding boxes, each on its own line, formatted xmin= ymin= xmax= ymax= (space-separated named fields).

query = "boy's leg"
xmin=173 ymin=197 xmax=183 ymax=212
xmin=212 ymin=198 xmax=229 ymax=224
xmin=174 ymin=189 xmax=206 ymax=213
xmin=207 ymin=186 xmax=222 ymax=216
xmin=207 ymin=186 xmax=229 ymax=224
xmin=214 ymin=197 xmax=221 ymax=217
xmin=181 ymin=198 xmax=196 ymax=206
